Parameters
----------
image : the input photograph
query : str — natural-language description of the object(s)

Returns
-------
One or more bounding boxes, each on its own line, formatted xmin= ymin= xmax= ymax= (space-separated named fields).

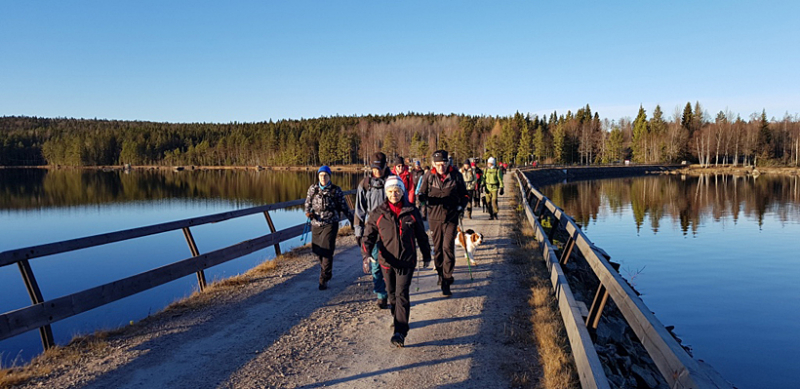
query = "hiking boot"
xmin=441 ymin=282 xmax=452 ymax=297
xmin=391 ymin=333 xmax=405 ymax=348
xmin=318 ymin=282 xmax=327 ymax=290
xmin=377 ymin=298 xmax=388 ymax=309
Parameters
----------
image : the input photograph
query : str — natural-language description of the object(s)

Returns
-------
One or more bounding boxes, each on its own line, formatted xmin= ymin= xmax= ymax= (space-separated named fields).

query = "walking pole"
xmin=300 ymin=218 xmax=311 ymax=243
xmin=459 ymin=213 xmax=474 ymax=281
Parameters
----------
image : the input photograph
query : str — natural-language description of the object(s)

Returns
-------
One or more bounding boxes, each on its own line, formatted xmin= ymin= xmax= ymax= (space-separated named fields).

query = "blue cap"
xmin=318 ymin=165 xmax=332 ymax=175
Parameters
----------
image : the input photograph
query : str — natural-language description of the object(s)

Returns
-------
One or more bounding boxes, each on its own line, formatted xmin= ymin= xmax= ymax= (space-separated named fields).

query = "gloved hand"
xmin=499 ymin=188 xmax=504 ymax=196
xmin=305 ymin=212 xmax=313 ymax=220
xmin=356 ymin=236 xmax=362 ymax=248
xmin=362 ymin=255 xmax=371 ymax=274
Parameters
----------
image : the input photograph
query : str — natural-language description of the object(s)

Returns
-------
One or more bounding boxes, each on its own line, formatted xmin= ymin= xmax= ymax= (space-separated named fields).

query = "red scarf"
xmin=388 ymin=201 xmax=403 ymax=217
xmin=431 ymin=166 xmax=451 ymax=182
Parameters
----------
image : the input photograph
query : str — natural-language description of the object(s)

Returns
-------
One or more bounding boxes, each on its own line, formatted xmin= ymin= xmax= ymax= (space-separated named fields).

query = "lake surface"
xmin=0 ymin=168 xmax=363 ymax=365
xmin=539 ymin=174 xmax=800 ymax=389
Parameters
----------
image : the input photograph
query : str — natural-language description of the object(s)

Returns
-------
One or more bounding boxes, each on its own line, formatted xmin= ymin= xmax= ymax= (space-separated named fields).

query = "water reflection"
xmin=542 ymin=174 xmax=800 ymax=235
xmin=0 ymin=168 xmax=364 ymax=365
xmin=538 ymin=173 xmax=800 ymax=389
xmin=0 ymin=168 xmax=364 ymax=210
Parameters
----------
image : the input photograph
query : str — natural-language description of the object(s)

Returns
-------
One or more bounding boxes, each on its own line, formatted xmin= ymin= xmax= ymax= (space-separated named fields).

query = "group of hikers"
xmin=303 ymin=150 xmax=505 ymax=347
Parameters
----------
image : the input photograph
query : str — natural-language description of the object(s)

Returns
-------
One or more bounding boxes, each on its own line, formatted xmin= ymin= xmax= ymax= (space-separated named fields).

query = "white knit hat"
xmin=384 ymin=176 xmax=406 ymax=195
xmin=488 ymin=157 xmax=496 ymax=165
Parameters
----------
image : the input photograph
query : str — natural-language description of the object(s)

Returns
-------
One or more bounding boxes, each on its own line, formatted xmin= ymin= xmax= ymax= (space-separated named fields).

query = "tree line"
xmin=1 ymin=104 xmax=798 ymax=167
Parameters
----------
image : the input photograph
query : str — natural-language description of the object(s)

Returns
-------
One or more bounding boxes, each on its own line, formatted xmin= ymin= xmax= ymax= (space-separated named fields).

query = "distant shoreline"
xmin=0 ymin=164 xmax=367 ymax=172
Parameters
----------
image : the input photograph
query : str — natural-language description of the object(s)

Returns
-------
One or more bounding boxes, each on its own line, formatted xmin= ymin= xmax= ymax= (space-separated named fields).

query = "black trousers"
xmin=465 ymin=190 xmax=474 ymax=213
xmin=430 ymin=220 xmax=457 ymax=285
xmin=382 ymin=266 xmax=414 ymax=336
xmin=311 ymin=223 xmax=338 ymax=283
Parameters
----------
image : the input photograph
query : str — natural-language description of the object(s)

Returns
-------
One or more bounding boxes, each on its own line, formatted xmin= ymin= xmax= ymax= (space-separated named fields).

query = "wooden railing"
xmin=514 ymin=170 xmax=731 ymax=389
xmin=0 ymin=190 xmax=355 ymax=350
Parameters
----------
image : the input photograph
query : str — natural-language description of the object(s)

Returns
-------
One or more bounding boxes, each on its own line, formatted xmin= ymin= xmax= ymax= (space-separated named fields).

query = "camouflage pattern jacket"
xmin=304 ymin=183 xmax=352 ymax=227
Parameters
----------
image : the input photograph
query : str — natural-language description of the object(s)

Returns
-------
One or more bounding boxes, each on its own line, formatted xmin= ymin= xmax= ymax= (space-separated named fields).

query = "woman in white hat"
xmin=361 ymin=176 xmax=431 ymax=347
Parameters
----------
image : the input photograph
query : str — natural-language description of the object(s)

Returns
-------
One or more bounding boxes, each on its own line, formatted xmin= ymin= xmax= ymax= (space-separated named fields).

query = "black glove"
xmin=500 ymin=188 xmax=504 ymax=196
xmin=356 ymin=236 xmax=362 ymax=248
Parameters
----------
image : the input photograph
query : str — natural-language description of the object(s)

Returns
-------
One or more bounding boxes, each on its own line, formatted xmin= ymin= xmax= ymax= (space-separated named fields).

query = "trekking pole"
xmin=459 ymin=214 xmax=474 ymax=281
xmin=300 ymin=218 xmax=311 ymax=243
xmin=415 ymin=254 xmax=421 ymax=292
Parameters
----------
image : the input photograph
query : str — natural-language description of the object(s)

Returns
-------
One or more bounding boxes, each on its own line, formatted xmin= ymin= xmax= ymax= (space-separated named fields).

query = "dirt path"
xmin=20 ymin=175 xmax=540 ymax=388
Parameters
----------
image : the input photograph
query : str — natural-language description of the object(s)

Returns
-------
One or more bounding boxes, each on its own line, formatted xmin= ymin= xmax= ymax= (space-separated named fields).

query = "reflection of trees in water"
xmin=542 ymin=175 xmax=800 ymax=235
xmin=0 ymin=169 xmax=365 ymax=210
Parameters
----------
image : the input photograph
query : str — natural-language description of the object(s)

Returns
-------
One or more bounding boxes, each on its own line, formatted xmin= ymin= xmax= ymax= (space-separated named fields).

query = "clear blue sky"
xmin=2 ymin=1 xmax=798 ymax=123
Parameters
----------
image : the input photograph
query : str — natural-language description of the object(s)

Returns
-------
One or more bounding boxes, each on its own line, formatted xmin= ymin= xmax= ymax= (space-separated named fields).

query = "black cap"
xmin=371 ymin=152 xmax=387 ymax=169
xmin=391 ymin=155 xmax=405 ymax=165
xmin=432 ymin=150 xmax=448 ymax=162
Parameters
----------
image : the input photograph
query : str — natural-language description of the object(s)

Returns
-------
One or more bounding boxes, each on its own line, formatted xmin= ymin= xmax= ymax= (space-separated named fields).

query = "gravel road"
xmin=21 ymin=175 xmax=541 ymax=388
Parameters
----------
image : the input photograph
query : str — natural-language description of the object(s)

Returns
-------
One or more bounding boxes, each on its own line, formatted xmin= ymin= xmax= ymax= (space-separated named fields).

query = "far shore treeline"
xmin=2 ymin=102 xmax=799 ymax=167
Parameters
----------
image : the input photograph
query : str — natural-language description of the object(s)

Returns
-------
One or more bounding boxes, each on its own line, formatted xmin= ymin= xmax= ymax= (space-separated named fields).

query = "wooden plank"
xmin=0 ymin=190 xmax=355 ymax=267
xmin=0 ymin=223 xmax=305 ymax=342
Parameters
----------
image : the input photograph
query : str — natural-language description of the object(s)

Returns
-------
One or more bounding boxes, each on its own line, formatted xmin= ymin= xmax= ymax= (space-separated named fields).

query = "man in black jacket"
xmin=417 ymin=150 xmax=469 ymax=296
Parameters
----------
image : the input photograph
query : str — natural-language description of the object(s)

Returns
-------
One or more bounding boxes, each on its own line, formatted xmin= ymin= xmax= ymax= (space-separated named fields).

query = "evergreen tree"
xmin=632 ymin=106 xmax=649 ymax=162
xmin=517 ymin=122 xmax=533 ymax=164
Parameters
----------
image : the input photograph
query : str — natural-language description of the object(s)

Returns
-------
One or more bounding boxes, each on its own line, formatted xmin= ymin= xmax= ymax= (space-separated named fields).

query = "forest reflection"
xmin=0 ymin=169 xmax=364 ymax=210
xmin=540 ymin=174 xmax=800 ymax=235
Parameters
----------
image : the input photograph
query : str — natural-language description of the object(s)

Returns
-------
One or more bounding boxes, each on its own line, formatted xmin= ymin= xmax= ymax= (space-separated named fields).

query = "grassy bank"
xmin=508 ymin=184 xmax=579 ymax=389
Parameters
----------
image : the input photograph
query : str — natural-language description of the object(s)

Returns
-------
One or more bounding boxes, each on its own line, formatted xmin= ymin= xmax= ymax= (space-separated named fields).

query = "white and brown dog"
xmin=455 ymin=227 xmax=484 ymax=266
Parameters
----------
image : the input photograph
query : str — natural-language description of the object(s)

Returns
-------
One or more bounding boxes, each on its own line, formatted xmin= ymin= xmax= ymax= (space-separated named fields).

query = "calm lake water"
xmin=539 ymin=174 xmax=800 ymax=389
xmin=0 ymin=168 xmax=363 ymax=365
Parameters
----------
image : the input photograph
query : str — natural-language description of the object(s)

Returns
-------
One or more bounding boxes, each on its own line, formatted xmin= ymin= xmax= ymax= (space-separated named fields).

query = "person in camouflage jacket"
xmin=304 ymin=165 xmax=353 ymax=290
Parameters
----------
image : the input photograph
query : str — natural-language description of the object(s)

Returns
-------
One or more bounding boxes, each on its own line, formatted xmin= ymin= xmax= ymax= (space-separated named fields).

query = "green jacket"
xmin=482 ymin=167 xmax=503 ymax=191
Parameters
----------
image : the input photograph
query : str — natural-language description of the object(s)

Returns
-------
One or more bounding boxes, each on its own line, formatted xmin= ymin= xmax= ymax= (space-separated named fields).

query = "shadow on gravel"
xmin=411 ymin=314 xmax=481 ymax=330
xmin=78 ymin=247 xmax=366 ymax=388
xmin=294 ymin=355 xmax=472 ymax=389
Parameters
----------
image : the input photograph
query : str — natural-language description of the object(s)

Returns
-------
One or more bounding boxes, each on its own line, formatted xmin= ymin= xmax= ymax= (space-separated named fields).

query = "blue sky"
xmin=2 ymin=1 xmax=798 ymax=123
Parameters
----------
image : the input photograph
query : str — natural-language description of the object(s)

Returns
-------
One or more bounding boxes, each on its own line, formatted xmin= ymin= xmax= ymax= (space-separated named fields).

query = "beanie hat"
xmin=318 ymin=165 xmax=332 ymax=176
xmin=470 ymin=161 xmax=476 ymax=167
xmin=415 ymin=160 xmax=421 ymax=166
xmin=488 ymin=157 xmax=496 ymax=165
xmin=371 ymin=152 xmax=387 ymax=169
xmin=392 ymin=155 xmax=405 ymax=165
xmin=432 ymin=150 xmax=448 ymax=162
xmin=384 ymin=175 xmax=405 ymax=195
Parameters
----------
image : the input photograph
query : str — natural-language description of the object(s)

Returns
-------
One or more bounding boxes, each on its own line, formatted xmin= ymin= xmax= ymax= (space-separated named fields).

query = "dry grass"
xmin=0 ymin=334 xmax=111 ymax=389
xmin=509 ymin=187 xmax=580 ymax=389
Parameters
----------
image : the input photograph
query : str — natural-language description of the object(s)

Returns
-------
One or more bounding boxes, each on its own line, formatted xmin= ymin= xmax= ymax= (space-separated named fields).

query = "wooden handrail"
xmin=514 ymin=171 xmax=610 ymax=389
xmin=516 ymin=170 xmax=732 ymax=389
xmin=0 ymin=223 xmax=304 ymax=341
xmin=0 ymin=190 xmax=355 ymax=267
xmin=0 ymin=189 xmax=356 ymax=349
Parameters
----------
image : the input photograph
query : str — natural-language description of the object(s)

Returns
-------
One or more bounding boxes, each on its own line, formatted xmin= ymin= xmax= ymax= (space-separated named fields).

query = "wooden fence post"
xmin=182 ymin=227 xmax=207 ymax=291
xmin=17 ymin=259 xmax=55 ymax=350
xmin=263 ymin=211 xmax=282 ymax=255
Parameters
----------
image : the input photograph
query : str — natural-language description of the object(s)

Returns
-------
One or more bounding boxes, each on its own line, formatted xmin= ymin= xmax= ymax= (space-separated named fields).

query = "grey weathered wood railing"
xmin=0 ymin=190 xmax=355 ymax=351
xmin=514 ymin=169 xmax=731 ymax=389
